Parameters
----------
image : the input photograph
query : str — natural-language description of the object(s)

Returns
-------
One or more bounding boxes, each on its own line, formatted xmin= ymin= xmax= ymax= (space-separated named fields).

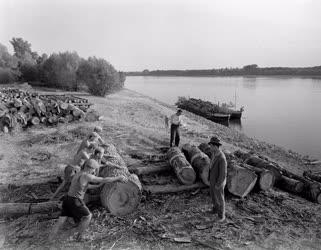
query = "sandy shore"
xmin=0 ymin=88 xmax=320 ymax=249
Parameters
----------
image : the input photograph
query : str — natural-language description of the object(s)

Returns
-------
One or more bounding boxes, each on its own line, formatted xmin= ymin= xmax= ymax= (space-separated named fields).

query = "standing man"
xmin=208 ymin=136 xmax=227 ymax=222
xmin=49 ymin=159 xmax=127 ymax=241
xmin=170 ymin=109 xmax=184 ymax=147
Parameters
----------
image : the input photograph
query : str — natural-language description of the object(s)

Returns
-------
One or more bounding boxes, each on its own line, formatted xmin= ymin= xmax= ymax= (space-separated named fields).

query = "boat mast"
xmin=234 ymin=89 xmax=237 ymax=110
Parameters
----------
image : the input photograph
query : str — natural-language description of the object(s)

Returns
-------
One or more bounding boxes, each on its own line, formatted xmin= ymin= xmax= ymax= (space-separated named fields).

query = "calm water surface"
xmin=125 ymin=76 xmax=321 ymax=159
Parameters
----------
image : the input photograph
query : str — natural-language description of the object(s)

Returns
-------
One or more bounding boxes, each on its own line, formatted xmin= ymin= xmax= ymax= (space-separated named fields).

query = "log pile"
xmin=235 ymin=150 xmax=321 ymax=204
xmin=0 ymin=87 xmax=94 ymax=132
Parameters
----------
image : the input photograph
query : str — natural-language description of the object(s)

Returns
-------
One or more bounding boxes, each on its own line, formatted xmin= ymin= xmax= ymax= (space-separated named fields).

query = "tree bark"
xmin=167 ymin=147 xmax=196 ymax=185
xmin=129 ymin=163 xmax=171 ymax=175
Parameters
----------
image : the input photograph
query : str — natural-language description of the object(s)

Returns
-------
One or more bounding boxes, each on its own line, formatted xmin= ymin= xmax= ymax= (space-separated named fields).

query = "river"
xmin=125 ymin=76 xmax=321 ymax=159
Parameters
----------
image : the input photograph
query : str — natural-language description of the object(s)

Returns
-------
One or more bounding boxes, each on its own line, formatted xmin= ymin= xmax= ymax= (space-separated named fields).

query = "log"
xmin=241 ymin=163 xmax=275 ymax=191
xmin=182 ymin=143 xmax=210 ymax=186
xmin=31 ymin=116 xmax=40 ymax=125
xmin=244 ymin=155 xmax=283 ymax=181
xmin=0 ymin=201 xmax=60 ymax=217
xmin=167 ymin=147 xmax=196 ymax=185
xmin=198 ymin=143 xmax=212 ymax=158
xmin=237 ymin=151 xmax=321 ymax=203
xmin=129 ymin=163 xmax=171 ymax=175
xmin=97 ymin=143 xmax=142 ymax=216
xmin=305 ymin=182 xmax=321 ymax=204
xmin=303 ymin=170 xmax=321 ymax=183
xmin=227 ymin=161 xmax=257 ymax=198
xmin=143 ymin=182 xmax=207 ymax=194
xmin=278 ymin=176 xmax=304 ymax=194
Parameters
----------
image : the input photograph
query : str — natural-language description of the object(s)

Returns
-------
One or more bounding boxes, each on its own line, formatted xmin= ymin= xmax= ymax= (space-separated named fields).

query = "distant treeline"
xmin=127 ymin=64 xmax=321 ymax=77
xmin=0 ymin=38 xmax=125 ymax=96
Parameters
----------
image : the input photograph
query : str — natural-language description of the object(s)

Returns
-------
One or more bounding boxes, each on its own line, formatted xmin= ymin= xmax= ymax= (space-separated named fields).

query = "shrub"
xmin=0 ymin=67 xmax=17 ymax=84
xmin=77 ymin=57 xmax=124 ymax=96
xmin=40 ymin=52 xmax=81 ymax=90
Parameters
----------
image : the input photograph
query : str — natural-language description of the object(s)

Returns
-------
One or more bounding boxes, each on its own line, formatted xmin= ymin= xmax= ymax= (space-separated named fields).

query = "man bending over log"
xmin=208 ymin=136 xmax=227 ymax=222
xmin=77 ymin=130 xmax=105 ymax=154
xmin=49 ymin=159 xmax=127 ymax=241
xmin=50 ymin=144 xmax=96 ymax=201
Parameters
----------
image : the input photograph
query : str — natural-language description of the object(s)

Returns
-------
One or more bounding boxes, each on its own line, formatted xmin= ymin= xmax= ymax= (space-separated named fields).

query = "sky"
xmin=0 ymin=0 xmax=321 ymax=71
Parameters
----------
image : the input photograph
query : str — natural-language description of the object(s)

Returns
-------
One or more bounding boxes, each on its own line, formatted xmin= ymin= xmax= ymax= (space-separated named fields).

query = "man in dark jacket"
xmin=208 ymin=136 xmax=227 ymax=222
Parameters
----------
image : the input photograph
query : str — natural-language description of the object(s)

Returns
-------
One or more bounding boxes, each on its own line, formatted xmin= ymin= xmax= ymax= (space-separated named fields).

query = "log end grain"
xmin=100 ymin=174 xmax=141 ymax=216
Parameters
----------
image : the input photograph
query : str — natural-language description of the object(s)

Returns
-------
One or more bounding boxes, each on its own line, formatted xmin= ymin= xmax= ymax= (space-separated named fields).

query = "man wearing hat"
xmin=49 ymin=159 xmax=127 ymax=241
xmin=169 ymin=109 xmax=185 ymax=147
xmin=208 ymin=136 xmax=227 ymax=222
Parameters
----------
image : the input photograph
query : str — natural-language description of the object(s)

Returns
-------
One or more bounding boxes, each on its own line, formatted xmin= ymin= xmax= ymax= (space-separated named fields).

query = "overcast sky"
xmin=1 ymin=0 xmax=320 ymax=71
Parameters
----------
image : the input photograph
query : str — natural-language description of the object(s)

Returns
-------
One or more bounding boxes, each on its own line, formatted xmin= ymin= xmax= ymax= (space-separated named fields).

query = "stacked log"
xmin=182 ymin=143 xmax=210 ymax=186
xmin=167 ymin=147 xmax=196 ymax=185
xmin=235 ymin=150 xmax=321 ymax=204
xmin=0 ymin=88 xmax=95 ymax=132
xmin=98 ymin=143 xmax=142 ymax=216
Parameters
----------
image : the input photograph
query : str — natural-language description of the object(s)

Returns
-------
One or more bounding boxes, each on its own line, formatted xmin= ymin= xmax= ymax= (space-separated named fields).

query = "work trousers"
xmin=170 ymin=124 xmax=180 ymax=147
xmin=209 ymin=169 xmax=226 ymax=219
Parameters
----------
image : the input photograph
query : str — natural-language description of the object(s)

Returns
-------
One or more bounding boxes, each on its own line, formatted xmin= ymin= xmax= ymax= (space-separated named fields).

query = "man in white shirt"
xmin=170 ymin=109 xmax=184 ymax=147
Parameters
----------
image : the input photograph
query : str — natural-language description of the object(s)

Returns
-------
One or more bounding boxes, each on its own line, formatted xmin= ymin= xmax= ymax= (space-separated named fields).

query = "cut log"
xmin=278 ymin=176 xmax=304 ymax=194
xmin=0 ymin=201 xmax=60 ymax=217
xmin=182 ymin=143 xmax=210 ymax=186
xmin=244 ymin=155 xmax=283 ymax=181
xmin=167 ymin=147 xmax=196 ymax=185
xmin=129 ymin=163 xmax=171 ymax=175
xmin=31 ymin=116 xmax=40 ymax=125
xmin=97 ymin=143 xmax=142 ymax=216
xmin=241 ymin=163 xmax=275 ymax=191
xmin=227 ymin=161 xmax=257 ymax=198
xmin=143 ymin=182 xmax=207 ymax=194
xmin=198 ymin=143 xmax=212 ymax=158
xmin=303 ymin=170 xmax=321 ymax=183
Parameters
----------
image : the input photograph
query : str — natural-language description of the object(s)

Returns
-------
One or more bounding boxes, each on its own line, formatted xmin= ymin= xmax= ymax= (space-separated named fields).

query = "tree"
xmin=40 ymin=52 xmax=81 ymax=90
xmin=10 ymin=37 xmax=38 ymax=64
xmin=76 ymin=57 xmax=124 ymax=96
xmin=0 ymin=43 xmax=18 ymax=69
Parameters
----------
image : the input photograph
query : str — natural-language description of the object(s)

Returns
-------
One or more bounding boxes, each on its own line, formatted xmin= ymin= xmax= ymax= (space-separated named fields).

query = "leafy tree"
xmin=40 ymin=51 xmax=81 ymax=90
xmin=10 ymin=37 xmax=38 ymax=64
xmin=0 ymin=43 xmax=18 ymax=69
xmin=76 ymin=57 xmax=124 ymax=96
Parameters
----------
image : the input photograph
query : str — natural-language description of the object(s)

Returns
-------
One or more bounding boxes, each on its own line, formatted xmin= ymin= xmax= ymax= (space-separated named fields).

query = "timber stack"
xmin=0 ymin=87 xmax=95 ymax=132
xmin=176 ymin=96 xmax=243 ymax=122
xmin=234 ymin=150 xmax=321 ymax=204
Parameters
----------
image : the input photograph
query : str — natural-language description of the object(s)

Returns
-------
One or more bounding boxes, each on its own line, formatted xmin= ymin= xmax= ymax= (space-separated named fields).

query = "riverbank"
xmin=0 ymin=88 xmax=320 ymax=249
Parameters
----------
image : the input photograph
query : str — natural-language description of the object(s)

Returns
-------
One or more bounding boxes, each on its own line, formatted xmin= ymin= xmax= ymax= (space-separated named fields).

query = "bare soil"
xmin=0 ymin=88 xmax=320 ymax=249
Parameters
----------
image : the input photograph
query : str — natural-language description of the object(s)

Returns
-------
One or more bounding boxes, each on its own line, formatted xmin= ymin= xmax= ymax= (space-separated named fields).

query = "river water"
xmin=125 ymin=76 xmax=321 ymax=159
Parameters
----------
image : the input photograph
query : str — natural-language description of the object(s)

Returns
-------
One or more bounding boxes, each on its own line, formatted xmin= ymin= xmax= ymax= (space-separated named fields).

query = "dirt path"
xmin=0 ymin=88 xmax=320 ymax=249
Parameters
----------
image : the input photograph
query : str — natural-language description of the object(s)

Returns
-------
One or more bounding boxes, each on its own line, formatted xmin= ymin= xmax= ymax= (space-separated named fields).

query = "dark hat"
xmin=208 ymin=136 xmax=222 ymax=146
